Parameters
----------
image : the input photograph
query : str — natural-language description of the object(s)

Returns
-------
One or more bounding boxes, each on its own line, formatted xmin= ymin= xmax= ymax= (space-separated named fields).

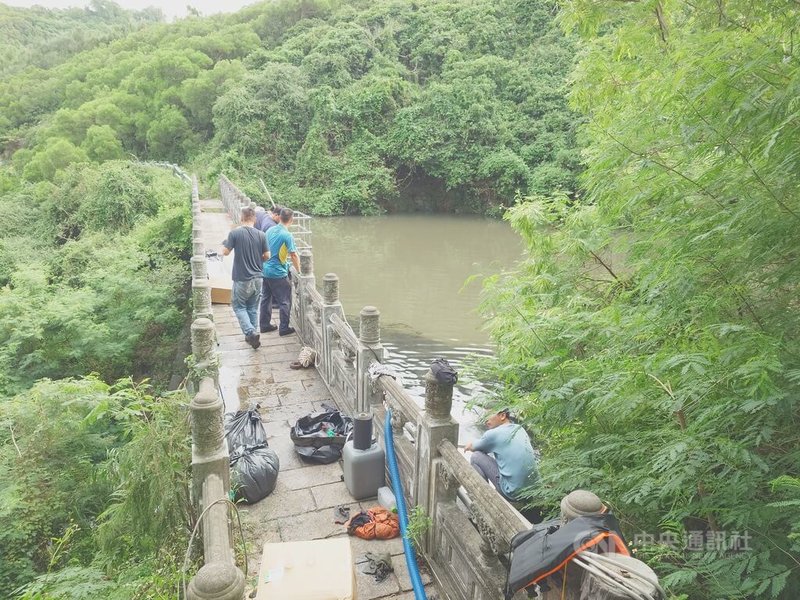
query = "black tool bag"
xmin=290 ymin=403 xmax=353 ymax=464
xmin=505 ymin=513 xmax=629 ymax=598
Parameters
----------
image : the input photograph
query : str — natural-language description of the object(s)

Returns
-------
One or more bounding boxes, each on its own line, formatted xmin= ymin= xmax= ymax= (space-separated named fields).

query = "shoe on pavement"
xmin=279 ymin=327 xmax=295 ymax=337
xmin=245 ymin=333 xmax=261 ymax=349
xmin=260 ymin=324 xmax=278 ymax=333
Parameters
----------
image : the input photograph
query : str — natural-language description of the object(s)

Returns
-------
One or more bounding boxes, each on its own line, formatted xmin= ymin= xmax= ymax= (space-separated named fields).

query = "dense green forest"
xmin=0 ymin=0 xmax=578 ymax=215
xmin=1 ymin=0 xmax=798 ymax=598
xmin=0 ymin=1 xmax=162 ymax=78
xmin=483 ymin=1 xmax=800 ymax=599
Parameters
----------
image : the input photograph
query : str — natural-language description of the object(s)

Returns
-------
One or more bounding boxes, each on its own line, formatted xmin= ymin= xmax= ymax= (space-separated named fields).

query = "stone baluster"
xmin=191 ymin=255 xmax=208 ymax=280
xmin=320 ymin=274 xmax=348 ymax=408
xmin=293 ymin=250 xmax=315 ymax=343
xmin=189 ymin=377 xmax=230 ymax=505
xmin=356 ymin=306 xmax=385 ymax=413
xmin=191 ymin=240 xmax=212 ymax=323
xmin=186 ymin=474 xmax=244 ymax=600
xmin=560 ymin=489 xmax=605 ymax=523
xmin=190 ymin=317 xmax=218 ymax=392
xmin=417 ymin=361 xmax=459 ymax=553
xmin=192 ymin=279 xmax=214 ymax=322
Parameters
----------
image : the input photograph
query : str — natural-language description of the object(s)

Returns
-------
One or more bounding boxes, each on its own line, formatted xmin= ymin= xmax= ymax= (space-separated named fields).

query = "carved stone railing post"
xmin=192 ymin=279 xmax=214 ymax=322
xmin=191 ymin=255 xmax=208 ymax=280
xmin=293 ymin=250 xmax=316 ymax=344
xmin=417 ymin=362 xmax=459 ymax=554
xmin=320 ymin=273 xmax=348 ymax=407
xmin=356 ymin=306 xmax=384 ymax=413
xmin=190 ymin=377 xmax=230 ymax=507
xmin=187 ymin=474 xmax=244 ymax=600
xmin=190 ymin=317 xmax=218 ymax=393
xmin=560 ymin=489 xmax=605 ymax=523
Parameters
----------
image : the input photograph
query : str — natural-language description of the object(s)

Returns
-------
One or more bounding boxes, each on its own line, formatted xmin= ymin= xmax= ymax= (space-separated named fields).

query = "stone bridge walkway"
xmin=198 ymin=197 xmax=438 ymax=599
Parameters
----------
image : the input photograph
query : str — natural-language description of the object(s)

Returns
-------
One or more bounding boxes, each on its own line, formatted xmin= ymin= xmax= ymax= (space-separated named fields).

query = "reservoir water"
xmin=309 ymin=214 xmax=526 ymax=442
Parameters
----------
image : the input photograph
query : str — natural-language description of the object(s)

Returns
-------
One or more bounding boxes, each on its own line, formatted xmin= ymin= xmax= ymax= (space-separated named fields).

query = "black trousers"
xmin=260 ymin=276 xmax=292 ymax=332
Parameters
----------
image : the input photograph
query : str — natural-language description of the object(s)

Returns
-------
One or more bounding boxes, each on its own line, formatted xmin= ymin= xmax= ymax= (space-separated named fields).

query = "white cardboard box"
xmin=256 ymin=538 xmax=356 ymax=600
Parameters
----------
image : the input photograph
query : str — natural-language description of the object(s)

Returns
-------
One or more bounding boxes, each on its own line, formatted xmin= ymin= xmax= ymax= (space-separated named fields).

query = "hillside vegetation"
xmin=0 ymin=0 xmax=578 ymax=215
xmin=4 ymin=0 xmax=799 ymax=598
xmin=0 ymin=1 xmax=162 ymax=78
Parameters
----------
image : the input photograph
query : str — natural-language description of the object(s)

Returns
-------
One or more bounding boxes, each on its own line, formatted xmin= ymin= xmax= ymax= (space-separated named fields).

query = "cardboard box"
xmin=206 ymin=255 xmax=232 ymax=305
xmin=208 ymin=278 xmax=231 ymax=305
xmin=256 ymin=538 xmax=356 ymax=600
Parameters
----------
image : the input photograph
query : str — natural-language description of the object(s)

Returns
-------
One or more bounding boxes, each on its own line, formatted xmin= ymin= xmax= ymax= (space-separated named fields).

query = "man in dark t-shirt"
xmin=222 ymin=206 xmax=269 ymax=349
xmin=260 ymin=205 xmax=281 ymax=233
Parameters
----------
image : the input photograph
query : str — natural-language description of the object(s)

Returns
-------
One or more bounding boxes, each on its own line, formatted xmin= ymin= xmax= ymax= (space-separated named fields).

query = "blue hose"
xmin=384 ymin=408 xmax=428 ymax=600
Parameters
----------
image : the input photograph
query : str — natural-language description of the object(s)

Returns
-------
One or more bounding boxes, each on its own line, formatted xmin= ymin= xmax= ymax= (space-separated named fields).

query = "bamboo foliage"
xmin=483 ymin=1 xmax=800 ymax=598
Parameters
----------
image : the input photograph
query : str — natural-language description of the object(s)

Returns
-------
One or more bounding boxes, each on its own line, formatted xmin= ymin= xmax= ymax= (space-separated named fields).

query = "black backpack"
xmin=431 ymin=358 xmax=458 ymax=385
xmin=505 ymin=513 xmax=629 ymax=598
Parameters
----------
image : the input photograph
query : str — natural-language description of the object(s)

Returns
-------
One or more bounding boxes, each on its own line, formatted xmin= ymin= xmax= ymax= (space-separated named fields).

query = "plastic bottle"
xmin=377 ymin=486 xmax=397 ymax=512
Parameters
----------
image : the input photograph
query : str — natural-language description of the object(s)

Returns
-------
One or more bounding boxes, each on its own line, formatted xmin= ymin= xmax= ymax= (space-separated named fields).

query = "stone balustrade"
xmin=218 ymin=176 xmax=313 ymax=248
xmin=186 ymin=174 xmax=246 ymax=600
xmin=288 ymin=242 xmax=661 ymax=600
xmin=287 ymin=242 xmax=523 ymax=598
xmin=219 ymin=175 xmax=250 ymax=224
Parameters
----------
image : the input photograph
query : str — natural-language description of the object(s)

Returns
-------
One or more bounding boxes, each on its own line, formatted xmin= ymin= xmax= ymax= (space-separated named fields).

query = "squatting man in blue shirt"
xmin=464 ymin=408 xmax=540 ymax=502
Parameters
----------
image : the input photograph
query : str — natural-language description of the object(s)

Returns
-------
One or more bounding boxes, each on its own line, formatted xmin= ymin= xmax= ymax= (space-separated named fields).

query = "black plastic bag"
xmin=224 ymin=405 xmax=268 ymax=449
xmin=230 ymin=444 xmax=280 ymax=504
xmin=290 ymin=404 xmax=353 ymax=464
xmin=294 ymin=444 xmax=343 ymax=464
xmin=225 ymin=405 xmax=279 ymax=503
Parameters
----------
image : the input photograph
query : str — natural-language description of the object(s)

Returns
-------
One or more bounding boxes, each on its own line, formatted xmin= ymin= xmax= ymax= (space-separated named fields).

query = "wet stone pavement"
xmin=208 ymin=249 xmax=438 ymax=598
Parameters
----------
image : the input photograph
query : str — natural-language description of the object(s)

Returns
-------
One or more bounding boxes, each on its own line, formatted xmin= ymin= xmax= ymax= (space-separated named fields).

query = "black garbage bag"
xmin=291 ymin=404 xmax=353 ymax=464
xmin=224 ymin=405 xmax=268 ymax=449
xmin=224 ymin=405 xmax=279 ymax=504
xmin=230 ymin=444 xmax=280 ymax=504
xmin=294 ymin=444 xmax=343 ymax=464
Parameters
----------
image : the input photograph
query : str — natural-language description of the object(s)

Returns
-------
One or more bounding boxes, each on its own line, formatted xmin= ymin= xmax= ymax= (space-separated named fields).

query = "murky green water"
xmin=309 ymin=214 xmax=526 ymax=441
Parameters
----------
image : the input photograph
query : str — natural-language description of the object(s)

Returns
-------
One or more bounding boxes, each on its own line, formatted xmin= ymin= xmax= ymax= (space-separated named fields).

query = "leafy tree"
xmin=146 ymin=106 xmax=193 ymax=163
xmin=482 ymin=1 xmax=800 ymax=598
xmin=82 ymin=124 xmax=125 ymax=161
xmin=22 ymin=139 xmax=89 ymax=182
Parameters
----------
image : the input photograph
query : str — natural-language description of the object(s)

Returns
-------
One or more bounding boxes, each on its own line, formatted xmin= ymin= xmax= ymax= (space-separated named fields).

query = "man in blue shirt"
xmin=260 ymin=208 xmax=300 ymax=336
xmin=465 ymin=408 xmax=540 ymax=501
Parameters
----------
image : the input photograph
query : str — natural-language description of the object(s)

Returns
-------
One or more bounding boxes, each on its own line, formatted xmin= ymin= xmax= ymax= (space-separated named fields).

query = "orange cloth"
xmin=348 ymin=508 xmax=400 ymax=540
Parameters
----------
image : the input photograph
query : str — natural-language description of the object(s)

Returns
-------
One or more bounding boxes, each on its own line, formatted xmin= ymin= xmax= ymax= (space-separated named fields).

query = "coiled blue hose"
xmin=384 ymin=408 xmax=428 ymax=600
